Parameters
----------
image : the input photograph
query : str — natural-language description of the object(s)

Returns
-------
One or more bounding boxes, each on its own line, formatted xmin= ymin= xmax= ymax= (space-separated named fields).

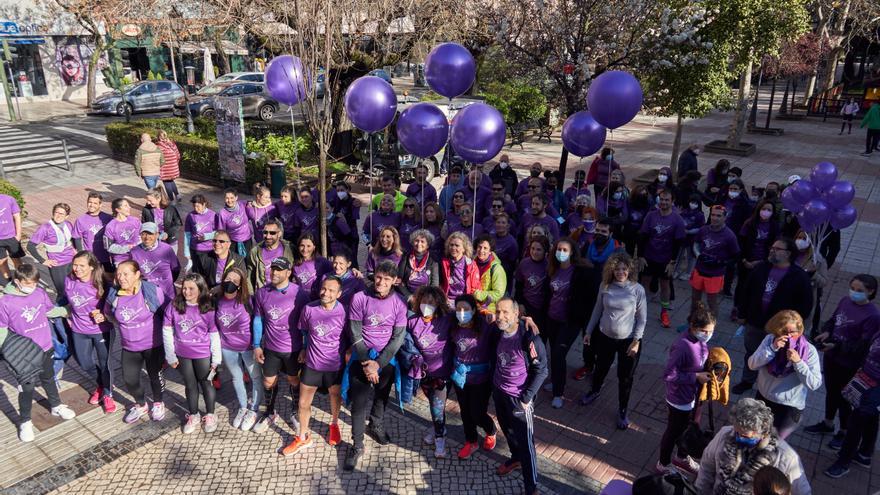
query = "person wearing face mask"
xmin=564 ymin=170 xmax=592 ymax=211
xmin=141 ymin=186 xmax=182 ymax=253
xmin=733 ymin=238 xmax=813 ymax=395
xmin=703 ymin=159 xmax=730 ymax=206
xmin=638 ymin=189 xmax=687 ymax=328
xmin=597 ymin=182 xmax=629 ymax=240
xmin=620 ymin=185 xmax=651 ymax=258
xmin=696 ymin=398 xmax=810 ymax=495
xmin=721 ymin=178 xmax=751 ymax=297
xmin=648 ymin=167 xmax=675 ymax=201
xmin=565 ymin=202 xmax=598 ymax=251
xmin=490 ymin=297 xmax=548 ymax=495
xmin=1 ymin=264 xmax=74 ymax=442
xmin=328 ymin=181 xmax=361 ymax=261
xmin=544 ymin=171 xmax=568 ymax=217
xmin=405 ymin=164 xmax=438 ymax=207
xmin=734 ymin=200 xmax=780 ymax=319
xmin=748 ymin=310 xmax=822 ymax=440
xmin=690 ymin=205 xmax=740 ymax=318
xmin=217 ymin=188 xmax=254 ymax=257
xmin=673 ymin=170 xmax=703 ymax=210
xmin=672 ymin=193 xmax=706 ymax=281
xmin=489 ymin=154 xmax=518 ymax=198
xmin=676 ymin=143 xmax=700 ymax=179
xmin=586 ymin=148 xmax=620 ymax=199
xmin=515 ymin=162 xmax=545 ymax=199
xmin=184 ymin=195 xmax=218 ymax=276
xmin=580 ymin=253 xmax=647 ymax=430
xmin=656 ymin=302 xmax=715 ymax=474
xmin=214 ymin=267 xmax=262 ymax=432
xmin=807 ymin=274 xmax=880 ymax=450
xmin=130 ymin=223 xmax=180 ymax=300
xmin=402 ymin=286 xmax=455 ymax=458
xmin=197 ymin=230 xmax=246 ymax=292
xmin=27 ymin=202 xmax=77 ymax=297
xmin=790 ymin=230 xmax=828 ymax=335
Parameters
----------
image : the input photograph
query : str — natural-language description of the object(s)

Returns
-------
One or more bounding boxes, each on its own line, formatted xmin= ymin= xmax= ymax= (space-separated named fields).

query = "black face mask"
xmin=530 ymin=170 xmax=540 ymax=178
xmin=765 ymin=190 xmax=778 ymax=200
xmin=222 ymin=281 xmax=239 ymax=294
xmin=593 ymin=234 xmax=609 ymax=246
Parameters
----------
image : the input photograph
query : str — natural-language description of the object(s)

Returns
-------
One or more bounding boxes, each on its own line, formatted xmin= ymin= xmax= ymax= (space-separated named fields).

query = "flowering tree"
xmin=763 ymin=33 xmax=826 ymax=114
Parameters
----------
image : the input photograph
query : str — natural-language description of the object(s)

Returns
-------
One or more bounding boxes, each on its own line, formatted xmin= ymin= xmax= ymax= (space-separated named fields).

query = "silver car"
xmin=213 ymin=72 xmax=264 ymax=83
xmin=90 ymin=80 xmax=185 ymax=116
xmin=173 ymin=82 xmax=281 ymax=121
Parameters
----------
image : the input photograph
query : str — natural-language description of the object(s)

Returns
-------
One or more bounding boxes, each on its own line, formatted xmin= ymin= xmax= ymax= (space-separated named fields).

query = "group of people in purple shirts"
xmin=1 ymin=147 xmax=878 ymax=493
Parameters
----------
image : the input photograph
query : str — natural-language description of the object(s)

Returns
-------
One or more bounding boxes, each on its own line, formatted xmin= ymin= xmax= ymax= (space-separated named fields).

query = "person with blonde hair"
xmin=134 ymin=133 xmax=165 ymax=190
xmin=748 ymin=310 xmax=822 ymax=439
xmin=439 ymin=231 xmax=481 ymax=306
xmin=366 ymin=226 xmax=403 ymax=274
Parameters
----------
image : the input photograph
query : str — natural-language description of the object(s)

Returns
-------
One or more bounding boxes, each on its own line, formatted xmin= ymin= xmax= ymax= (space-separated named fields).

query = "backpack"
xmin=632 ymin=471 xmax=697 ymax=495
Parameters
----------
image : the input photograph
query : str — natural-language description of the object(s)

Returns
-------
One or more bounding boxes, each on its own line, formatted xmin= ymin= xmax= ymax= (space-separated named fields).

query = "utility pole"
xmin=0 ymin=39 xmax=17 ymax=121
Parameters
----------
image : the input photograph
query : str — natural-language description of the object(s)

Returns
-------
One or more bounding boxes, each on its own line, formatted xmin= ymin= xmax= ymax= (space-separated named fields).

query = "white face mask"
xmin=17 ymin=284 xmax=35 ymax=295
xmin=658 ymin=174 xmax=668 ymax=183
xmin=759 ymin=210 xmax=772 ymax=220
xmin=689 ymin=202 xmax=700 ymax=210
xmin=336 ymin=191 xmax=348 ymax=200
xmin=795 ymin=238 xmax=810 ymax=251
xmin=420 ymin=303 xmax=436 ymax=318
xmin=728 ymin=191 xmax=740 ymax=199
xmin=499 ymin=161 xmax=509 ymax=169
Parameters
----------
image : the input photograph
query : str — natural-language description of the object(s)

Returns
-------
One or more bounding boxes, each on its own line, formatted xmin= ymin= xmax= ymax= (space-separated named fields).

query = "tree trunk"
xmin=213 ymin=31 xmax=231 ymax=75
xmin=726 ymin=59 xmax=753 ymax=148
xmin=86 ymin=49 xmax=100 ymax=108
xmin=779 ymin=80 xmax=790 ymax=114
xmin=821 ymin=45 xmax=843 ymax=93
xmin=766 ymin=79 xmax=777 ymax=128
xmin=803 ymin=71 xmax=817 ymax=104
xmin=790 ymin=80 xmax=798 ymax=113
xmin=558 ymin=147 xmax=569 ymax=179
xmin=670 ymin=114 xmax=683 ymax=178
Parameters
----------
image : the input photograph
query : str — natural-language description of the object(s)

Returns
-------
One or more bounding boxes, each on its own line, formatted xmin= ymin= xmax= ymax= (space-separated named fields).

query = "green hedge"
xmin=0 ymin=179 xmax=25 ymax=213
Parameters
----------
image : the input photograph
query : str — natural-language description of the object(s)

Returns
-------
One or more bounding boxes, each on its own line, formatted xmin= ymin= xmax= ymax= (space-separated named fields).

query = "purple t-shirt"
xmin=73 ymin=212 xmax=113 ymax=263
xmin=447 ymin=222 xmax=484 ymax=242
xmin=447 ymin=257 xmax=468 ymax=303
xmin=246 ymin=203 xmax=277 ymax=243
xmin=319 ymin=271 xmax=366 ymax=306
xmin=215 ymin=297 xmax=251 ymax=352
xmin=399 ymin=217 xmax=420 ymax=252
xmin=0 ymin=289 xmax=54 ymax=350
xmin=293 ymin=206 xmax=319 ymax=239
xmin=275 ymin=201 xmax=299 ymax=238
xmin=105 ymin=216 xmax=142 ymax=265
xmin=515 ymin=257 xmax=548 ymax=309
xmin=408 ymin=314 xmax=453 ymax=378
xmin=640 ymin=210 xmax=686 ymax=263
xmin=748 ymin=221 xmax=772 ymax=262
xmin=520 ymin=213 xmax=560 ymax=242
xmin=403 ymin=254 xmax=433 ymax=294
xmin=31 ymin=221 xmax=76 ymax=265
xmin=260 ymin=244 xmax=284 ymax=283
xmin=293 ymin=257 xmax=332 ymax=294
xmin=164 ymin=304 xmax=216 ymax=359
xmin=405 ymin=182 xmax=438 ymax=206
xmin=694 ymin=225 xmax=740 ymax=277
xmin=64 ymin=277 xmax=112 ymax=335
xmin=130 ymin=243 xmax=179 ymax=301
xmin=494 ymin=326 xmax=529 ymax=397
xmin=829 ymin=297 xmax=880 ymax=343
xmin=299 ymin=301 xmax=347 ymax=371
xmin=366 ymin=251 xmax=402 ymax=273
xmin=107 ymin=285 xmax=165 ymax=352
xmin=492 ymin=234 xmax=519 ymax=268
xmin=254 ymin=283 xmax=303 ymax=354
xmin=349 ymin=290 xmax=407 ymax=354
xmin=0 ymin=194 xmax=20 ymax=239
xmin=761 ymin=266 xmax=789 ymax=311
xmin=452 ymin=322 xmax=493 ymax=384
xmin=218 ymin=201 xmax=253 ymax=242
xmin=548 ymin=265 xmax=574 ymax=322
xmin=363 ymin=211 xmax=401 ymax=242
xmin=152 ymin=207 xmax=165 ymax=235
xmin=185 ymin=210 xmax=218 ymax=253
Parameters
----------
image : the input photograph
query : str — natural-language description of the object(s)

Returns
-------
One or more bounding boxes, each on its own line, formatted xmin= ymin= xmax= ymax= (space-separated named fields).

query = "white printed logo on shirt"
xmin=456 ymin=337 xmax=475 ymax=353
xmin=652 ymin=223 xmax=672 ymax=236
xmin=178 ymin=318 xmax=196 ymax=335
xmin=69 ymin=293 xmax=91 ymax=308
xmin=702 ymin=237 xmax=720 ymax=251
xmin=764 ymin=278 xmax=778 ymax=295
xmin=139 ymin=259 xmax=157 ymax=275
xmin=266 ymin=305 xmax=286 ymax=321
xmin=120 ymin=228 xmax=135 ymax=241
xmin=218 ymin=312 xmax=236 ymax=328
xmin=21 ymin=304 xmax=42 ymax=324
xmin=313 ymin=323 xmax=329 ymax=338
xmin=367 ymin=312 xmax=387 ymax=327
xmin=497 ymin=351 xmax=511 ymax=367
xmin=527 ymin=274 xmax=545 ymax=287
xmin=418 ymin=332 xmax=437 ymax=349
xmin=119 ymin=306 xmax=142 ymax=322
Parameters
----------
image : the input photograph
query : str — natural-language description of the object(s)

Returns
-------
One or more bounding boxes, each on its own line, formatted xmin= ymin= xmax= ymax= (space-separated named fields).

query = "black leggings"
xmin=19 ymin=350 xmax=61 ymax=422
xmin=824 ymin=359 xmax=858 ymax=430
xmin=163 ymin=180 xmax=180 ymax=202
xmin=547 ymin=319 xmax=582 ymax=397
xmin=866 ymin=128 xmax=880 ymax=154
xmin=659 ymin=404 xmax=693 ymax=465
xmin=349 ymin=362 xmax=395 ymax=449
xmin=121 ymin=347 xmax=165 ymax=405
xmin=48 ymin=263 xmax=71 ymax=298
xmin=454 ymin=380 xmax=496 ymax=443
xmin=591 ymin=330 xmax=642 ymax=412
xmin=421 ymin=378 xmax=450 ymax=438
xmin=71 ymin=331 xmax=113 ymax=397
xmin=178 ymin=357 xmax=215 ymax=415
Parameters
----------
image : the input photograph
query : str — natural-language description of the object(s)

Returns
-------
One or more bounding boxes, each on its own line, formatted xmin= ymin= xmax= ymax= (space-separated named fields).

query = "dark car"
xmin=90 ymin=80 xmax=185 ymax=116
xmin=173 ymin=81 xmax=281 ymax=121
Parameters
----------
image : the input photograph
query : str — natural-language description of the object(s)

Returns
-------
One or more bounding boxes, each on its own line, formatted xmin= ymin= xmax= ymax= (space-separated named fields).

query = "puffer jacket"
xmin=0 ymin=328 xmax=45 ymax=385
xmin=134 ymin=141 xmax=165 ymax=178
xmin=473 ymin=254 xmax=507 ymax=315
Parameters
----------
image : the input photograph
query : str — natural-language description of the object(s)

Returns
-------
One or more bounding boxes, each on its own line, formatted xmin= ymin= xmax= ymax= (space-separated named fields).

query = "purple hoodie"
xmin=664 ymin=332 xmax=709 ymax=407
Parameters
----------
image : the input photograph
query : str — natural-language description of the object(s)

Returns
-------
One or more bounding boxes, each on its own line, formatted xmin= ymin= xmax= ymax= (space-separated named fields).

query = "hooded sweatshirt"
xmin=134 ymin=140 xmax=165 ymax=178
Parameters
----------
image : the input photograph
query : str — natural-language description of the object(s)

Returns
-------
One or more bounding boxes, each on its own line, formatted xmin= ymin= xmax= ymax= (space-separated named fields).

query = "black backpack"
xmin=632 ymin=471 xmax=697 ymax=495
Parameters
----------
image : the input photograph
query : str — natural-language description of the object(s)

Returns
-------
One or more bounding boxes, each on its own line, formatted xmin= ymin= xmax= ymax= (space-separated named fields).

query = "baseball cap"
xmin=787 ymin=175 xmax=801 ymax=185
xmin=270 ymin=257 xmax=292 ymax=271
xmin=140 ymin=222 xmax=159 ymax=234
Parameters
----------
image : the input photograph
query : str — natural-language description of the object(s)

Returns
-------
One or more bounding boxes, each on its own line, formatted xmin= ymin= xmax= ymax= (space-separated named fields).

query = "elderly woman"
xmin=748 ymin=310 xmax=822 ymax=439
xmin=397 ymin=229 xmax=440 ymax=303
xmin=696 ymin=398 xmax=811 ymax=495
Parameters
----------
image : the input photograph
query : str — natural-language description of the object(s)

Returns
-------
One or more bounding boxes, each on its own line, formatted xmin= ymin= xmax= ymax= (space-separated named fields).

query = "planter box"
xmin=747 ymin=126 xmax=784 ymax=136
xmin=703 ymin=139 xmax=756 ymax=157
xmin=776 ymin=113 xmax=807 ymax=121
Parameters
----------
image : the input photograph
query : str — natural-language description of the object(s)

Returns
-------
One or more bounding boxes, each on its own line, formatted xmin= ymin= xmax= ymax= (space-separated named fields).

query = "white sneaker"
xmin=240 ymin=410 xmax=258 ymax=431
xmin=289 ymin=411 xmax=300 ymax=432
xmin=551 ymin=396 xmax=564 ymax=409
xmin=182 ymin=413 xmax=201 ymax=434
xmin=51 ymin=404 xmax=76 ymax=420
xmin=232 ymin=408 xmax=247 ymax=429
xmin=655 ymin=460 xmax=675 ymax=474
xmin=251 ymin=412 xmax=277 ymax=434
xmin=434 ymin=436 xmax=447 ymax=458
xmin=542 ymin=382 xmax=553 ymax=392
xmin=423 ymin=427 xmax=435 ymax=445
xmin=18 ymin=420 xmax=34 ymax=442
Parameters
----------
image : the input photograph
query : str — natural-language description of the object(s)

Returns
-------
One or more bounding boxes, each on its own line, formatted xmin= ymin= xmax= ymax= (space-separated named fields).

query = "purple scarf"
xmin=767 ymin=335 xmax=810 ymax=377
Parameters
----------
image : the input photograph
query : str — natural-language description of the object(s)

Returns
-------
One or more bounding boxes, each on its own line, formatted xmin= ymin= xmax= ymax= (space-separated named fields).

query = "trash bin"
xmin=268 ymin=160 xmax=287 ymax=198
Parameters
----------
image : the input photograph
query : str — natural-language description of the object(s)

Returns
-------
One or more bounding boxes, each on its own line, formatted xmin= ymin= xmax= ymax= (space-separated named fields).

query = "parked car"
xmin=369 ymin=69 xmax=393 ymax=85
xmin=90 ymin=80 xmax=185 ymax=116
xmin=214 ymin=72 xmax=265 ymax=83
xmin=173 ymin=81 xmax=281 ymax=121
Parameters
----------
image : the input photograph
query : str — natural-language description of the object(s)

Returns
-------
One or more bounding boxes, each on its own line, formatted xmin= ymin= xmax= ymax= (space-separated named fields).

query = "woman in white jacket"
xmin=748 ymin=310 xmax=822 ymax=439
xmin=696 ymin=397 xmax=811 ymax=495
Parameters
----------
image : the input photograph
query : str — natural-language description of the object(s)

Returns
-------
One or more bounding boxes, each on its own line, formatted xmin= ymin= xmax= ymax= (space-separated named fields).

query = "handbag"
xmin=676 ymin=382 xmax=716 ymax=459
xmin=633 ymin=471 xmax=697 ymax=495
xmin=842 ymin=370 xmax=879 ymax=408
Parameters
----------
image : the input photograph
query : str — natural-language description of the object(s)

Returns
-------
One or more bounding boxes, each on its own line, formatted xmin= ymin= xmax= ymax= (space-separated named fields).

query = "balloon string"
xmin=472 ymin=163 xmax=477 ymax=241
xmin=606 ymin=129 xmax=614 ymax=216
xmin=290 ymin=107 xmax=300 ymax=187
xmin=369 ymin=134 xmax=374 ymax=246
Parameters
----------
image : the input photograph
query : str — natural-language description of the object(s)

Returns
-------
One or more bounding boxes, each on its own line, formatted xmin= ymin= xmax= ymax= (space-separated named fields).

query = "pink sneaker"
xmin=102 ymin=395 xmax=117 ymax=413
xmin=88 ymin=387 xmax=103 ymax=405
xmin=150 ymin=402 xmax=166 ymax=421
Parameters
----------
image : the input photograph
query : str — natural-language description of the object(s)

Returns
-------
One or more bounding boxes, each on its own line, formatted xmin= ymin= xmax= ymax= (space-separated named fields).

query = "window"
xmin=221 ymin=85 xmax=243 ymax=96
xmin=156 ymin=82 xmax=173 ymax=92
xmin=242 ymin=84 xmax=262 ymax=95
xmin=241 ymin=73 xmax=264 ymax=82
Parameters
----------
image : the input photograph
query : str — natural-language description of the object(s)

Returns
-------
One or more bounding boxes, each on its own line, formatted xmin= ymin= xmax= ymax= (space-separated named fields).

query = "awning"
xmin=4 ymin=37 xmax=46 ymax=45
xmin=168 ymin=40 xmax=248 ymax=56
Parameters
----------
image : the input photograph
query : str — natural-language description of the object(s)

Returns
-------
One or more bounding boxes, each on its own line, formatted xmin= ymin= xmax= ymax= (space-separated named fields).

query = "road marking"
xmin=51 ymin=126 xmax=107 ymax=142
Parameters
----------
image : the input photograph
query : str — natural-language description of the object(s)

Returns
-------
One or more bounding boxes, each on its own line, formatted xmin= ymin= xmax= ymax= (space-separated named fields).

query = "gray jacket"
xmin=585 ymin=280 xmax=647 ymax=340
xmin=749 ymin=335 xmax=822 ymax=410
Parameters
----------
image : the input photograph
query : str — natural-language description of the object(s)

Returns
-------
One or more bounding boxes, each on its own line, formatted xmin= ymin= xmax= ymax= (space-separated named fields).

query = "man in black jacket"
xmin=676 ymin=144 xmax=700 ymax=179
xmin=732 ymin=237 xmax=813 ymax=394
xmin=489 ymin=154 xmax=518 ymax=198
xmin=198 ymin=230 xmax=247 ymax=290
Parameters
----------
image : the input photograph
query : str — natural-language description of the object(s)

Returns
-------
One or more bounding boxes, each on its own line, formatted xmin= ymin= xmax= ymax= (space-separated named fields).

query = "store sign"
xmin=0 ymin=21 xmax=20 ymax=35
xmin=120 ymin=24 xmax=141 ymax=37
xmin=215 ymin=96 xmax=246 ymax=183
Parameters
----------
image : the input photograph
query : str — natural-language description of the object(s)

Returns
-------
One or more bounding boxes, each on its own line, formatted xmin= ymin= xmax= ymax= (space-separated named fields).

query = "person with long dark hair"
xmin=514 ymin=237 xmax=550 ymax=337
xmin=27 ymin=202 xmax=76 ymax=296
xmin=318 ymin=247 xmax=366 ymax=306
xmin=734 ymin=200 xmax=780 ymax=319
xmin=105 ymin=198 xmax=142 ymax=268
xmin=218 ymin=188 xmax=254 ymax=257
xmin=396 ymin=229 xmax=440 ymax=303
xmin=292 ymin=232 xmax=332 ymax=294
xmin=142 ymin=186 xmax=182 ymax=253
xmin=246 ymin=184 xmax=277 ymax=245
xmin=184 ymin=194 xmax=218 ymax=275
xmin=275 ymin=185 xmax=299 ymax=243
xmin=163 ymin=273 xmax=220 ymax=433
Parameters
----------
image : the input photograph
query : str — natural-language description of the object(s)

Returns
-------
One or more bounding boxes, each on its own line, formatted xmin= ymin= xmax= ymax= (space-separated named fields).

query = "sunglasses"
xmin=212 ymin=239 xmax=231 ymax=244
xmin=528 ymin=185 xmax=540 ymax=189
xmin=263 ymin=230 xmax=280 ymax=235
xmin=404 ymin=204 xmax=416 ymax=209
xmin=492 ymin=204 xmax=504 ymax=208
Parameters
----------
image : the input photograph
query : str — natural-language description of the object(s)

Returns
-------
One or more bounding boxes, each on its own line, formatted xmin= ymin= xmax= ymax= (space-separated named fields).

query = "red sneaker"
xmin=88 ymin=387 xmax=103 ymax=405
xmin=482 ymin=433 xmax=497 ymax=451
xmin=573 ymin=366 xmax=592 ymax=381
xmin=660 ymin=308 xmax=671 ymax=328
xmin=458 ymin=441 xmax=480 ymax=459
xmin=102 ymin=395 xmax=117 ymax=413
xmin=281 ymin=434 xmax=313 ymax=456
xmin=327 ymin=423 xmax=342 ymax=446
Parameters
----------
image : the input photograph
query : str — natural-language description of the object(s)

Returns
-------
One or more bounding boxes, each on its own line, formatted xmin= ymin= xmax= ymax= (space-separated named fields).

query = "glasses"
xmin=212 ymin=239 xmax=231 ymax=244
xmin=492 ymin=204 xmax=503 ymax=209
xmin=404 ymin=204 xmax=416 ymax=209
xmin=263 ymin=230 xmax=280 ymax=236
xmin=528 ymin=185 xmax=540 ymax=189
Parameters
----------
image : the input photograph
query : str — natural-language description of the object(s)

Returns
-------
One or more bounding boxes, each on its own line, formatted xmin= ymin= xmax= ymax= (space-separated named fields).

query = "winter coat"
xmin=0 ymin=328 xmax=46 ymax=385
xmin=439 ymin=256 xmax=482 ymax=298
xmin=141 ymin=204 xmax=182 ymax=243
xmin=737 ymin=262 xmax=814 ymax=330
xmin=473 ymin=254 xmax=507 ymax=315
xmin=156 ymin=139 xmax=181 ymax=180
xmin=134 ymin=141 xmax=165 ymax=178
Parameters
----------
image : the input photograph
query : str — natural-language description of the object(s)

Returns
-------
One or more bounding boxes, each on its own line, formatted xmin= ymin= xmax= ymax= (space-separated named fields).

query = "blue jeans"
xmin=221 ymin=348 xmax=263 ymax=411
xmin=143 ymin=175 xmax=160 ymax=190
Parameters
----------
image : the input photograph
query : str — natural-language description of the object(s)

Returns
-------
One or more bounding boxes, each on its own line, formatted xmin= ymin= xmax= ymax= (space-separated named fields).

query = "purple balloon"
xmin=822 ymin=180 xmax=855 ymax=209
xmin=587 ymin=71 xmax=643 ymax=129
xmin=561 ymin=111 xmax=607 ymax=157
xmin=396 ymin=103 xmax=449 ymax=158
xmin=796 ymin=211 xmax=815 ymax=231
xmin=781 ymin=187 xmax=804 ymax=213
xmin=830 ymin=205 xmax=857 ymax=230
xmin=810 ymin=162 xmax=838 ymax=191
xmin=790 ymin=179 xmax=818 ymax=205
xmin=802 ymin=199 xmax=831 ymax=225
xmin=425 ymin=43 xmax=476 ymax=99
xmin=344 ymin=76 xmax=397 ymax=133
xmin=265 ymin=55 xmax=306 ymax=106
xmin=450 ymin=103 xmax=506 ymax=164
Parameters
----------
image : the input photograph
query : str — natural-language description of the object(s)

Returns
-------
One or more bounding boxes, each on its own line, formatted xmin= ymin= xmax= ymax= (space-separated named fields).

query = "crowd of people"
xmin=0 ymin=143 xmax=877 ymax=495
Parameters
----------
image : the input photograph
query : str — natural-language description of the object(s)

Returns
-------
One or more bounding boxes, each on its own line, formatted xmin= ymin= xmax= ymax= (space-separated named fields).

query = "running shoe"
xmin=482 ymin=433 xmax=496 ymax=451
xmin=854 ymin=453 xmax=872 ymax=469
xmin=457 ymin=441 xmax=480 ymax=459
xmin=281 ymin=434 xmax=314 ymax=456
xmin=496 ymin=459 xmax=522 ymax=476
xmin=804 ymin=421 xmax=835 ymax=434
xmin=18 ymin=421 xmax=34 ymax=443
xmin=102 ymin=396 xmax=117 ymax=414
xmin=328 ymin=423 xmax=342 ymax=446
xmin=654 ymin=461 xmax=677 ymax=474
xmin=580 ymin=390 xmax=601 ymax=406
xmin=660 ymin=308 xmax=671 ymax=328
xmin=617 ymin=410 xmax=630 ymax=430
xmin=673 ymin=455 xmax=700 ymax=474
xmin=232 ymin=409 xmax=247 ymax=429
xmin=252 ymin=412 xmax=277 ymax=434
xmin=182 ymin=413 xmax=201 ymax=434
xmin=551 ymin=397 xmax=564 ymax=409
xmin=824 ymin=462 xmax=850 ymax=479
xmin=542 ymin=382 xmax=552 ymax=392
xmin=150 ymin=402 xmax=166 ymax=421
xmin=88 ymin=387 xmax=103 ymax=405
xmin=51 ymin=404 xmax=76 ymax=420
xmin=124 ymin=404 xmax=148 ymax=424
xmin=344 ymin=446 xmax=363 ymax=471
xmin=828 ymin=431 xmax=845 ymax=450
xmin=240 ymin=410 xmax=258 ymax=431
xmin=368 ymin=425 xmax=391 ymax=445
xmin=423 ymin=427 xmax=435 ymax=445
xmin=572 ymin=366 xmax=592 ymax=381
xmin=202 ymin=413 xmax=218 ymax=433
xmin=434 ymin=437 xmax=447 ymax=458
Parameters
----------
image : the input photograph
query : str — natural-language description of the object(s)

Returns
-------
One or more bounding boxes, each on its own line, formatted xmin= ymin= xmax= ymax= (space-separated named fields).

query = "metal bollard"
xmin=0 ymin=158 xmax=5 ymax=180
xmin=62 ymin=138 xmax=73 ymax=173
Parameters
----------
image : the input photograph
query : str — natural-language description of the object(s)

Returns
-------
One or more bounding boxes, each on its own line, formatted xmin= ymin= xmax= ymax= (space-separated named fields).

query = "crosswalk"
xmin=0 ymin=125 xmax=104 ymax=175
